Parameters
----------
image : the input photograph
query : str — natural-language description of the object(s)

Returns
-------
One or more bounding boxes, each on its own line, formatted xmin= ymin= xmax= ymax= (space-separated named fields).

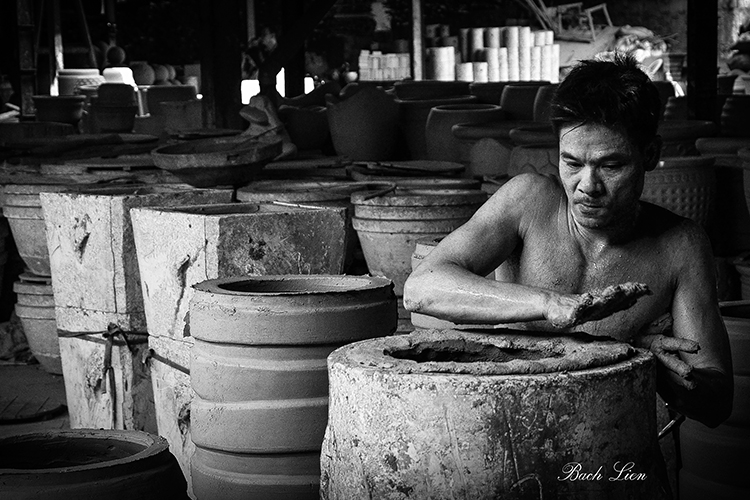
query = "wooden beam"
xmin=412 ymin=0 xmax=423 ymax=80
xmin=258 ymin=0 xmax=337 ymax=99
xmin=282 ymin=0 xmax=306 ymax=98
xmin=687 ymin=0 xmax=717 ymax=121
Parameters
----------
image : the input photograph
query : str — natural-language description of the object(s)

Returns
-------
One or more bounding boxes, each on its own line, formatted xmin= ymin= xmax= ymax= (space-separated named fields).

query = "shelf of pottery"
xmin=358 ymin=24 xmax=560 ymax=85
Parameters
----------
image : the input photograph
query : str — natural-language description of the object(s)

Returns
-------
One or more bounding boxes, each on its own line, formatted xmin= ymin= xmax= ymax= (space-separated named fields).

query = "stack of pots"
xmin=351 ymin=187 xmax=488 ymax=332
xmin=2 ymin=184 xmax=73 ymax=371
xmin=13 ymin=272 xmax=60 ymax=374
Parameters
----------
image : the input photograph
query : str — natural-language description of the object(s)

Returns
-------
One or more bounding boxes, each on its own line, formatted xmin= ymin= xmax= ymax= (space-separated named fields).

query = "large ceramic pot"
xmin=641 ymin=156 xmax=716 ymax=229
xmin=721 ymin=95 xmax=750 ymax=138
xmin=658 ymin=120 xmax=716 ymax=156
xmin=57 ymin=68 xmax=105 ymax=96
xmin=327 ymin=85 xmax=400 ymax=161
xmin=425 ymin=103 xmax=503 ymax=162
xmin=396 ymin=95 xmax=477 ymax=160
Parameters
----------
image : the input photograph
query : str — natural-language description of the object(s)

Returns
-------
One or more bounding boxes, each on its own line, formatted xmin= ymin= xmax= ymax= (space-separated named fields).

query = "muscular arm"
xmin=654 ymin=224 xmax=733 ymax=427
xmin=403 ymin=174 xmax=571 ymax=325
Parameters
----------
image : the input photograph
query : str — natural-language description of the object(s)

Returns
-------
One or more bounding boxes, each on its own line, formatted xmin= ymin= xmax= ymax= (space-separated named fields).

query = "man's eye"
xmin=602 ymin=163 xmax=623 ymax=170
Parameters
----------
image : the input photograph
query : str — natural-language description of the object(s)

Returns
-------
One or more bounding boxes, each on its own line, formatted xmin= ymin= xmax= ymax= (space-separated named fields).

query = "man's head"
xmin=550 ymin=53 xmax=662 ymax=163
xmin=551 ymin=55 xmax=663 ymax=232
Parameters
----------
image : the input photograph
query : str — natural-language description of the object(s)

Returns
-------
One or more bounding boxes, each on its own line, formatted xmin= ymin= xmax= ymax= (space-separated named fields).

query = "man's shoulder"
xmin=638 ymin=201 xmax=710 ymax=251
xmin=495 ymin=172 xmax=563 ymax=201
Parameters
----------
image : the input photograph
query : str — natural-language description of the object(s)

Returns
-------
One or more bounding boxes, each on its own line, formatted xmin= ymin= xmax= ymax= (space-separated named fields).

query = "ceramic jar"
xmin=425 ymin=103 xmax=503 ymax=162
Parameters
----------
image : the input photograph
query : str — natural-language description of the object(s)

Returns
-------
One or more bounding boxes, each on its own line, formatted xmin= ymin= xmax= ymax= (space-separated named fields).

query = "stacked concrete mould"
xmin=188 ymin=275 xmax=397 ymax=499
xmin=39 ymin=185 xmax=232 ymax=433
xmin=130 ymin=201 xmax=349 ymax=495
xmin=322 ymin=329 xmax=660 ymax=500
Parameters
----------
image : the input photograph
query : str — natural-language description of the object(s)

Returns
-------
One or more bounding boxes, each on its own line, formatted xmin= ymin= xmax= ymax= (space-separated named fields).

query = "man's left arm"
xmin=658 ymin=227 xmax=734 ymax=427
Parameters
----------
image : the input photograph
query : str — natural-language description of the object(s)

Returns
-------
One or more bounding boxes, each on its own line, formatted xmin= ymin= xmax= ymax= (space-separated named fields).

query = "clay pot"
xmin=188 ymin=275 xmax=397 ymax=499
xmin=721 ymin=95 xmax=750 ymax=137
xmin=130 ymin=61 xmax=156 ymax=86
xmin=658 ymin=120 xmax=717 ymax=156
xmin=663 ymin=96 xmax=688 ymax=121
xmin=350 ymin=187 xmax=487 ymax=295
xmin=499 ymin=83 xmax=549 ymax=121
xmin=0 ymin=429 xmax=187 ymax=499
xmin=651 ymin=80 xmax=676 ymax=120
xmin=677 ymin=301 xmax=750 ymax=500
xmin=396 ymin=95 xmax=477 ymax=160
xmin=2 ymin=183 xmax=73 ymax=276
xmin=32 ymin=95 xmax=86 ymax=125
xmin=13 ymin=273 xmax=60 ymax=374
xmin=327 ymin=84 xmax=400 ymax=161
xmin=96 ymin=83 xmax=136 ymax=106
xmin=452 ymin=121 xmax=516 ymax=178
xmin=425 ymin=103 xmax=503 ymax=162
xmin=641 ymin=156 xmax=716 ymax=229
xmin=278 ymin=105 xmax=330 ymax=151
xmin=508 ymin=143 xmax=560 ymax=178
xmin=57 ymin=68 xmax=105 ymax=96
xmin=321 ymin=330 xmax=659 ymax=499
xmin=92 ymin=104 xmax=138 ymax=133
xmin=696 ymin=138 xmax=750 ymax=256
xmin=717 ymin=74 xmax=738 ymax=95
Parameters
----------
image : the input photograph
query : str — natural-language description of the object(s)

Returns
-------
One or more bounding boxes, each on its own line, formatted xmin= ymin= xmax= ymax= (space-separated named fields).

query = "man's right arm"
xmin=403 ymin=174 xmax=570 ymax=325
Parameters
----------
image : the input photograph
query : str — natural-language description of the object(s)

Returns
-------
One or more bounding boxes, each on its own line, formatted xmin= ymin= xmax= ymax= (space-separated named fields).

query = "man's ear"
xmin=644 ymin=135 xmax=662 ymax=172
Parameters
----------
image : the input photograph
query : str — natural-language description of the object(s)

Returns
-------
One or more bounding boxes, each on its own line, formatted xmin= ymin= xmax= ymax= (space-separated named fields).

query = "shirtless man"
xmin=403 ymin=54 xmax=733 ymax=428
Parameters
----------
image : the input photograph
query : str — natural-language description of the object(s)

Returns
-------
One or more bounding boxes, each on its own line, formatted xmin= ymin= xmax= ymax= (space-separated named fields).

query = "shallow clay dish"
xmin=151 ymin=135 xmax=283 ymax=187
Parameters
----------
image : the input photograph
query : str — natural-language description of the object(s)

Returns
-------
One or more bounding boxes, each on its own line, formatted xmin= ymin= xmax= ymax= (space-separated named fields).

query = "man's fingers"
xmin=655 ymin=351 xmax=693 ymax=379
xmin=655 ymin=336 xmax=700 ymax=354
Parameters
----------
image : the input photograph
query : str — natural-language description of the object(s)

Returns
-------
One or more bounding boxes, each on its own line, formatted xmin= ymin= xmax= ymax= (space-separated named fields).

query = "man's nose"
xmin=578 ymin=166 xmax=603 ymax=195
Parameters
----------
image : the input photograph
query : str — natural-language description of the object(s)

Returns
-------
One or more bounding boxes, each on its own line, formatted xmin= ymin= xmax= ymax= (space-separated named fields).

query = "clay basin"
xmin=151 ymin=135 xmax=283 ymax=187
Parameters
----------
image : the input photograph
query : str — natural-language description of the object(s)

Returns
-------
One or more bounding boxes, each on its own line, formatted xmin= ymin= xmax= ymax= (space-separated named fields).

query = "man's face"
xmin=558 ymin=122 xmax=647 ymax=230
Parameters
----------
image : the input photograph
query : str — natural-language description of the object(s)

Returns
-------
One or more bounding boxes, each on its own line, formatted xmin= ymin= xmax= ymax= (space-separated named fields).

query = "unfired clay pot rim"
xmin=330 ymin=328 xmax=650 ymax=376
xmin=194 ymin=275 xmax=394 ymax=296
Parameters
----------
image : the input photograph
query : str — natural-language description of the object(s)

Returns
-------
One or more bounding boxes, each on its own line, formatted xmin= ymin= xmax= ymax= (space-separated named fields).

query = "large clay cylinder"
xmin=321 ymin=329 xmax=659 ymax=500
xmin=678 ymin=300 xmax=750 ymax=500
xmin=189 ymin=275 xmax=397 ymax=499
xmin=425 ymin=103 xmax=503 ymax=162
xmin=0 ymin=429 xmax=187 ymax=499
xmin=351 ymin=188 xmax=487 ymax=296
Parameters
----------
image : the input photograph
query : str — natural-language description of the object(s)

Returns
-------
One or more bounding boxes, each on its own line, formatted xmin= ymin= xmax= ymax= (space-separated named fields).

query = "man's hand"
xmin=632 ymin=334 xmax=700 ymax=389
xmin=545 ymin=282 xmax=652 ymax=328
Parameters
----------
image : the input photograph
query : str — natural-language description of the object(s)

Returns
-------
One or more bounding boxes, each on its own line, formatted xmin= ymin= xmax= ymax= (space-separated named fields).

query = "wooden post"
xmin=412 ymin=0 xmax=423 ymax=80
xmin=282 ymin=0 xmax=306 ymax=98
xmin=199 ymin=0 xmax=246 ymax=129
xmin=687 ymin=0 xmax=717 ymax=121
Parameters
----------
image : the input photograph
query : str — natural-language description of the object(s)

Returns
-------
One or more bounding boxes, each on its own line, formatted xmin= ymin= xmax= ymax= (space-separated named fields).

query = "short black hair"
xmin=549 ymin=53 xmax=661 ymax=152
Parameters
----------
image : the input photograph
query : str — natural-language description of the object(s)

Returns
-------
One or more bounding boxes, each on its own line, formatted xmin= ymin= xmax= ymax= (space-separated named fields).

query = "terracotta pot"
xmin=721 ymin=95 xmax=750 ymax=137
xmin=500 ymin=83 xmax=550 ymax=121
xmin=92 ymin=104 xmax=137 ymax=133
xmin=0 ymin=429 xmax=187 ymax=500
xmin=96 ymin=83 xmax=136 ymax=106
xmin=130 ymin=61 xmax=156 ymax=86
xmin=188 ymin=275 xmax=397 ymax=499
xmin=278 ymin=105 xmax=330 ymax=151
xmin=13 ymin=273 xmax=59 ymax=374
xmin=697 ymin=138 xmax=750 ymax=255
xmin=351 ymin=188 xmax=487 ymax=295
xmin=2 ymin=183 xmax=73 ymax=276
xmin=658 ymin=120 xmax=717 ymax=156
xmin=396 ymin=95 xmax=477 ymax=160
xmin=641 ymin=156 xmax=716 ymax=229
xmin=425 ymin=103 xmax=503 ymax=162
xmin=57 ymin=69 xmax=105 ymax=96
xmin=327 ymin=85 xmax=400 ymax=161
xmin=32 ymin=95 xmax=86 ymax=126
